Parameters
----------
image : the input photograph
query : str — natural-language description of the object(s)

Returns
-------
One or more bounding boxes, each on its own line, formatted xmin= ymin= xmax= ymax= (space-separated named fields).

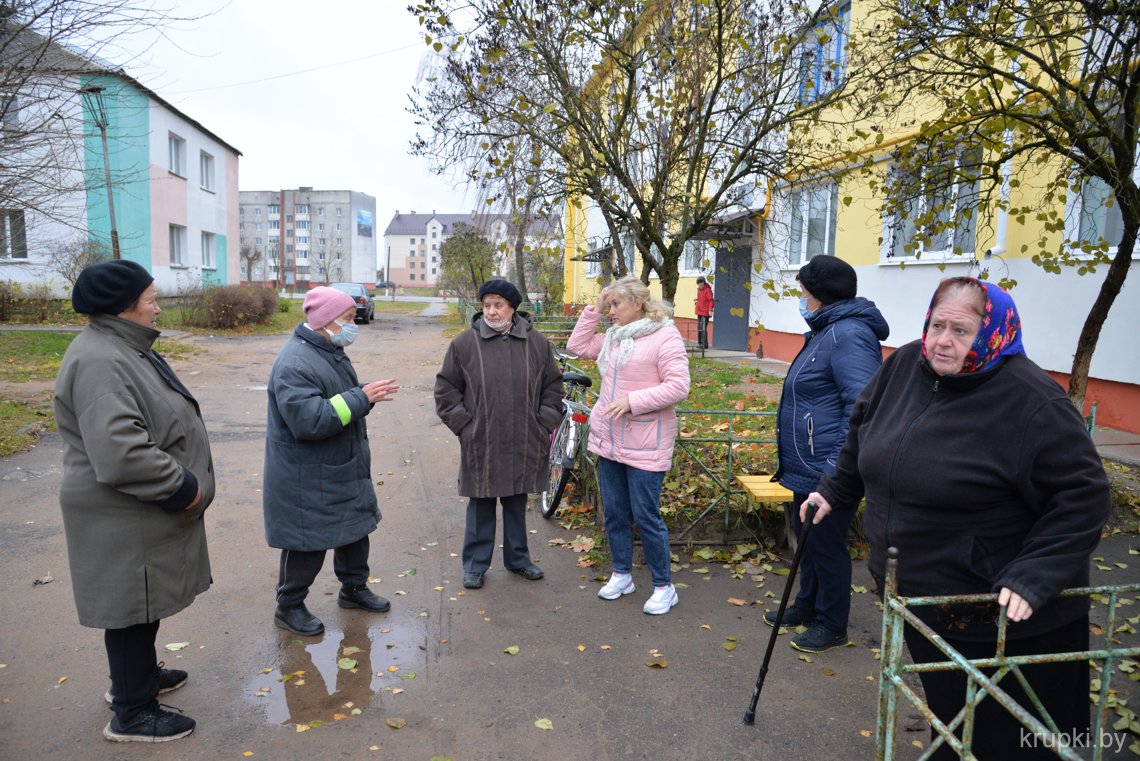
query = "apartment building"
xmin=239 ymin=188 xmax=377 ymax=289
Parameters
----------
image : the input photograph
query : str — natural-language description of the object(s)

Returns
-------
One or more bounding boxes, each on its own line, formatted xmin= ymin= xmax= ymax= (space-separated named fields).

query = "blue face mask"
xmin=329 ymin=320 xmax=358 ymax=347
xmin=798 ymin=297 xmax=816 ymax=322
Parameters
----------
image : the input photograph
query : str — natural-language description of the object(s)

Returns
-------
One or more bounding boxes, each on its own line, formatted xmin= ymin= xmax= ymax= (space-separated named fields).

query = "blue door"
xmin=711 ymin=243 xmax=751 ymax=350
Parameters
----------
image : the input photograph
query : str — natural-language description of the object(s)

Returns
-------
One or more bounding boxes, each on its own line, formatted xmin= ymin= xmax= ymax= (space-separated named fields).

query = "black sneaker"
xmin=338 ymin=585 xmax=391 ymax=612
xmin=104 ymin=663 xmax=188 ymax=704
xmin=762 ymin=605 xmax=816 ymax=628
xmin=103 ymin=704 xmax=195 ymax=743
xmin=790 ymin=623 xmax=848 ymax=653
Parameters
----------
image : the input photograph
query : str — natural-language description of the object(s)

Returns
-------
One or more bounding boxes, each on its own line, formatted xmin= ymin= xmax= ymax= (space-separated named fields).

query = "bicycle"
xmin=539 ymin=352 xmax=594 ymax=518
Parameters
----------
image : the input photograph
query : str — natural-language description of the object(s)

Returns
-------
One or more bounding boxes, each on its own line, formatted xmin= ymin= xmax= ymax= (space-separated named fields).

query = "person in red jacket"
xmin=694 ymin=277 xmax=714 ymax=349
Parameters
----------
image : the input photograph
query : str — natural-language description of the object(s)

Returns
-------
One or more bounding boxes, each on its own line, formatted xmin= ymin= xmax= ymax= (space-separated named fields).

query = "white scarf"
xmin=597 ymin=316 xmax=672 ymax=373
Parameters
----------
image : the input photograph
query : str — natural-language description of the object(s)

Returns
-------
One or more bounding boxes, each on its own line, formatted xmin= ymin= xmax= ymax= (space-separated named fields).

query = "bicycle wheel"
xmin=540 ymin=417 xmax=577 ymax=518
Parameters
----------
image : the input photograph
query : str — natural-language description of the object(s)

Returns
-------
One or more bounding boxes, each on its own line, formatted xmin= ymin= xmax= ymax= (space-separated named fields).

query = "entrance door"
xmin=711 ymin=243 xmax=750 ymax=350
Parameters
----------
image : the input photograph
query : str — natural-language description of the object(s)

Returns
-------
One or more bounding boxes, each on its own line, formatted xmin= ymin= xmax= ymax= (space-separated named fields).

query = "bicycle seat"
xmin=563 ymin=371 xmax=592 ymax=388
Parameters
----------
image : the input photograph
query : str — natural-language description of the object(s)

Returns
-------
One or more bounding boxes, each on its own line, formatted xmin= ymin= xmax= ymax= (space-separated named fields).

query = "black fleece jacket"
xmin=819 ymin=340 xmax=1110 ymax=640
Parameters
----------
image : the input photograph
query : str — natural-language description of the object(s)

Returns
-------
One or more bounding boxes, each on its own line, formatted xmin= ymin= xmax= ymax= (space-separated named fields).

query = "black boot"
xmin=338 ymin=584 xmax=391 ymax=612
xmin=274 ymin=603 xmax=324 ymax=636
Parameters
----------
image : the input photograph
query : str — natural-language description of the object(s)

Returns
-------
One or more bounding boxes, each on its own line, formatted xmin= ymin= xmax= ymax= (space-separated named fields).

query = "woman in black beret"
xmin=54 ymin=260 xmax=216 ymax=742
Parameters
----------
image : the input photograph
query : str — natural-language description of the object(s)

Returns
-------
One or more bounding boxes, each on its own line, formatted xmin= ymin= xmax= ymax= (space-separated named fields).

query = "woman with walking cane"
xmin=800 ymin=277 xmax=1110 ymax=759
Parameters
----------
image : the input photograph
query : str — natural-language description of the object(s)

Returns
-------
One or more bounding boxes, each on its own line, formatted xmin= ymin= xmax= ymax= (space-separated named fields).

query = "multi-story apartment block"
xmin=239 ymin=188 xmax=377 ymax=289
xmin=381 ymin=211 xmax=560 ymax=288
xmin=0 ymin=30 xmax=241 ymax=294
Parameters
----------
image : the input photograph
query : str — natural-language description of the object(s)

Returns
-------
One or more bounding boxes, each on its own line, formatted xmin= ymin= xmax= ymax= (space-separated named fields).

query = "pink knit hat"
xmin=303 ymin=286 xmax=356 ymax=330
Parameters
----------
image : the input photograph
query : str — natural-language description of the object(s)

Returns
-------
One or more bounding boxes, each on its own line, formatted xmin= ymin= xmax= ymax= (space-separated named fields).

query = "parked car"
xmin=376 ymin=280 xmax=396 ymax=290
xmin=329 ymin=282 xmax=374 ymax=324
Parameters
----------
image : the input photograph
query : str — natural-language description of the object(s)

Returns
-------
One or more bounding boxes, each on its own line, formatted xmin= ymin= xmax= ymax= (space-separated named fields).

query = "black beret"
xmin=796 ymin=255 xmax=857 ymax=305
xmin=477 ymin=278 xmax=523 ymax=309
xmin=72 ymin=260 xmax=154 ymax=315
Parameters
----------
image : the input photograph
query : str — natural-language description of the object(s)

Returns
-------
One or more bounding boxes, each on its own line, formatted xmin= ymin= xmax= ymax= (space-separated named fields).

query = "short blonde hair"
xmin=606 ymin=275 xmax=673 ymax=321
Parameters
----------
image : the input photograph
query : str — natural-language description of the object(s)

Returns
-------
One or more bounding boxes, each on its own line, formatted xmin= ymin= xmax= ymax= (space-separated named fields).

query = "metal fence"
xmin=876 ymin=548 xmax=1140 ymax=760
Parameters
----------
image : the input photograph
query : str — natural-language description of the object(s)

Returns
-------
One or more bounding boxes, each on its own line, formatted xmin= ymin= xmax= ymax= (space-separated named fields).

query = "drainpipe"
xmin=985 ymin=130 xmax=1013 ymax=266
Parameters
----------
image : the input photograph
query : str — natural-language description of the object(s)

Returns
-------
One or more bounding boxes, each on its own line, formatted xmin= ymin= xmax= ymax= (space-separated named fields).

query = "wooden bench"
xmin=736 ymin=475 xmax=798 ymax=551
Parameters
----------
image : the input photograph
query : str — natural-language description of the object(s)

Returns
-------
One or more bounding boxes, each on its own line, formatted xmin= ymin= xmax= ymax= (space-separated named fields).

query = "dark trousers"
xmin=696 ymin=315 xmax=710 ymax=348
xmin=790 ymin=490 xmax=854 ymax=632
xmin=105 ymin=619 xmax=160 ymax=723
xmin=276 ymin=535 xmax=370 ymax=608
xmin=904 ymin=616 xmax=1091 ymax=760
xmin=462 ymin=494 xmax=531 ymax=573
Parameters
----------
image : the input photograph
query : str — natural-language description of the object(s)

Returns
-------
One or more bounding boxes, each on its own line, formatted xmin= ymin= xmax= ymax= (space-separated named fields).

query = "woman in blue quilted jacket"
xmin=768 ymin=255 xmax=889 ymax=653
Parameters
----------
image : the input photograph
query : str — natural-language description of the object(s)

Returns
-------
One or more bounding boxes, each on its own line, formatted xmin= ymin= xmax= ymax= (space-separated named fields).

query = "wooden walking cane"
xmin=743 ymin=501 xmax=818 ymax=725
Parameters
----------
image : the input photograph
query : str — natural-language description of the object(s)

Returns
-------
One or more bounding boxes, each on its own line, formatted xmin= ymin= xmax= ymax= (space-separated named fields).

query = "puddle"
xmin=246 ymin=615 xmax=427 ymax=726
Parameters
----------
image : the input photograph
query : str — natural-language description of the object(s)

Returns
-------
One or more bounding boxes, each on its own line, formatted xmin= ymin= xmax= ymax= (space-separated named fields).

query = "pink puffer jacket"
xmin=566 ymin=306 xmax=691 ymax=472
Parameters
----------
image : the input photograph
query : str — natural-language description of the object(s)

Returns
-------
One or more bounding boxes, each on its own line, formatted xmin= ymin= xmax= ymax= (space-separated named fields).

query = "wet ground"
xmin=0 ymin=312 xmax=1136 ymax=760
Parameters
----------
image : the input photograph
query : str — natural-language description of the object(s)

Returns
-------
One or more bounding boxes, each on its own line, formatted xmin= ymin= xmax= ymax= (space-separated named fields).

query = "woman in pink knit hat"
xmin=262 ymin=286 xmax=399 ymax=636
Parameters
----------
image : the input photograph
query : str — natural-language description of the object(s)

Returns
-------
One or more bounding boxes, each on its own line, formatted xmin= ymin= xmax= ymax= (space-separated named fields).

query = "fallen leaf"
xmin=394 ymin=590 xmax=407 ymax=596
xmin=387 ymin=666 xmax=399 ymax=673
xmin=600 ymin=645 xmax=612 ymax=651
xmin=577 ymin=645 xmax=586 ymax=652
xmin=433 ymin=586 xmax=445 ymax=592
xmin=727 ymin=597 xmax=747 ymax=606
xmin=243 ymin=753 xmax=254 ymax=757
xmin=912 ymin=740 xmax=924 ymax=749
xmin=860 ymin=729 xmax=872 ymax=737
xmin=57 ymin=676 xmax=67 ymax=684
xmin=692 ymin=567 xmax=710 ymax=574
xmin=33 ymin=575 xmax=53 ymax=586
xmin=722 ymin=642 xmax=737 ymax=651
xmin=337 ymin=657 xmax=358 ymax=670
xmin=798 ymin=655 xmax=814 ymax=663
xmin=534 ymin=718 xmax=554 ymax=730
xmin=295 ymin=724 xmax=311 ymax=733
xmin=820 ymin=667 xmax=835 ymax=676
xmin=504 ymin=645 xmax=520 ymax=655
xmin=773 ymin=568 xmax=791 ymax=576
xmin=646 ymin=658 xmax=669 ymax=669
xmin=392 ymin=688 xmax=404 ymax=695
xmin=342 ymin=646 xmax=362 ymax=656
xmin=333 ymin=713 xmax=348 ymax=721
xmin=385 ymin=717 xmax=407 ymax=729
xmin=700 ymin=624 xmax=711 ymax=630
xmin=400 ymin=672 xmax=417 ymax=680
xmin=164 ymin=642 xmax=190 ymax=651
xmin=725 ymin=636 xmax=738 ymax=642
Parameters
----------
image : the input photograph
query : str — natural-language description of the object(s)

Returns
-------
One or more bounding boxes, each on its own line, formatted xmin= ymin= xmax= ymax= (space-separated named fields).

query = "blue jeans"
xmin=598 ymin=457 xmax=671 ymax=586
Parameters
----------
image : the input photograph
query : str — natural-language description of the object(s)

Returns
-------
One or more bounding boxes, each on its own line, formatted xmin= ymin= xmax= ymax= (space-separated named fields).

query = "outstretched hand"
xmin=363 ymin=379 xmax=399 ymax=403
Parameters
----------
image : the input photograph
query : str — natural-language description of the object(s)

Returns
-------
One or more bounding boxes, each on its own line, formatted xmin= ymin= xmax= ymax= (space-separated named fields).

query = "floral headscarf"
xmin=921 ymin=277 xmax=1025 ymax=374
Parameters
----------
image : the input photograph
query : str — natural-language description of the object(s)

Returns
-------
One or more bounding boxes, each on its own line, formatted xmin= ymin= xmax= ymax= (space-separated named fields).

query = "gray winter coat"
xmin=434 ymin=312 xmax=564 ymax=498
xmin=54 ymin=314 xmax=215 ymax=629
xmin=263 ymin=323 xmax=379 ymax=552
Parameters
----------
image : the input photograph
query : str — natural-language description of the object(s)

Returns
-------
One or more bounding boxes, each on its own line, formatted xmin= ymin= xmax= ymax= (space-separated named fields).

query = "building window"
xmin=240 ymin=207 xmax=245 ymax=216
xmin=319 ymin=238 xmax=327 ymax=246
xmin=336 ymin=238 xmax=343 ymax=246
xmin=682 ymin=239 xmax=711 ymax=272
xmin=169 ymin=225 xmax=187 ymax=265
xmin=201 ymin=231 xmax=215 ymax=268
xmin=1065 ymin=175 xmax=1125 ymax=256
xmin=431 ymin=230 xmax=437 ymax=238
xmin=168 ymin=133 xmax=186 ymax=176
xmin=318 ymin=207 xmax=325 ymax=217
xmin=409 ymin=237 xmax=415 ymax=244
xmin=199 ymin=151 xmax=215 ymax=191
xmin=269 ymin=220 xmax=279 ymax=230
xmin=336 ymin=207 xmax=342 ymax=216
xmin=410 ymin=273 xmax=416 ymax=281
xmin=255 ymin=237 xmax=262 ymax=245
xmin=0 ymin=209 xmax=27 ymax=258
xmin=297 ymin=236 xmax=309 ymax=245
xmin=431 ymin=243 xmax=437 ymax=251
xmin=799 ymin=3 xmax=850 ymax=105
xmin=255 ymin=222 xmax=262 ymax=231
xmin=268 ymin=204 xmax=279 ymax=215
xmin=296 ymin=204 xmax=309 ymax=214
xmin=287 ymin=244 xmax=293 ymax=253
xmin=336 ymin=223 xmax=343 ymax=232
xmin=255 ymin=208 xmax=262 ymax=216
xmin=787 ymin=179 xmax=838 ymax=265
xmin=318 ymin=223 xmax=325 ymax=231
xmin=297 ymin=220 xmax=310 ymax=230
xmin=884 ymin=147 xmax=980 ymax=260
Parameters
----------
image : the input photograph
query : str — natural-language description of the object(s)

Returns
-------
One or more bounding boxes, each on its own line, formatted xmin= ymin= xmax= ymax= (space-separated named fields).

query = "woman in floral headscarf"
xmin=801 ymin=277 xmax=1109 ymax=760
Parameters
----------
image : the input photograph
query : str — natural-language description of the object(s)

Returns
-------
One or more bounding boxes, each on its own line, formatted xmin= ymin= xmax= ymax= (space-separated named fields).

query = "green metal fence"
xmin=877 ymin=547 xmax=1140 ymax=760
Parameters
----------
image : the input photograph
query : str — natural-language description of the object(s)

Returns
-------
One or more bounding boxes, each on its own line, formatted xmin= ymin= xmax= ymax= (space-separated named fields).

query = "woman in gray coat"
xmin=434 ymin=279 xmax=564 ymax=590
xmin=54 ymin=260 xmax=214 ymax=743
xmin=263 ymin=286 xmax=398 ymax=637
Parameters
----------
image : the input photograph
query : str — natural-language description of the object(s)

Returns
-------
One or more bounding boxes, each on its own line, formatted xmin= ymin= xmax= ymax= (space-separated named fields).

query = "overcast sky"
xmin=110 ymin=1 xmax=474 ymax=222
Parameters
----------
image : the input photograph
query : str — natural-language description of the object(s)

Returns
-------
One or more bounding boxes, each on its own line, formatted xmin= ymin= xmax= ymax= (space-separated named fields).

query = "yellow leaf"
xmin=821 ymin=667 xmax=835 ymax=676
xmin=433 ymin=586 xmax=445 ymax=591
xmin=700 ymin=624 xmax=711 ymax=630
xmin=912 ymin=740 xmax=924 ymax=749
xmin=727 ymin=598 xmax=746 ymax=606
xmin=798 ymin=654 xmax=813 ymax=663
xmin=504 ymin=645 xmax=520 ymax=655
xmin=646 ymin=657 xmax=669 ymax=668
xmin=600 ymin=645 xmax=612 ymax=651
xmin=385 ymin=717 xmax=407 ymax=729
xmin=722 ymin=642 xmax=737 ymax=651
xmin=392 ymin=688 xmax=404 ymax=695
xmin=295 ymin=724 xmax=311 ymax=733
xmin=860 ymin=729 xmax=872 ymax=737
xmin=333 ymin=713 xmax=348 ymax=721
xmin=243 ymin=753 xmax=254 ymax=757
xmin=57 ymin=676 xmax=67 ymax=684
xmin=577 ymin=645 xmax=586 ymax=652
xmin=387 ymin=666 xmax=399 ymax=673
xmin=534 ymin=717 xmax=554 ymax=730
xmin=692 ymin=567 xmax=710 ymax=574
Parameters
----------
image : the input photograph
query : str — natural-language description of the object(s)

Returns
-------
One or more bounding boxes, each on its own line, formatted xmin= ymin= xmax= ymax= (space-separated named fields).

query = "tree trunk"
xmin=1067 ymin=220 xmax=1136 ymax=413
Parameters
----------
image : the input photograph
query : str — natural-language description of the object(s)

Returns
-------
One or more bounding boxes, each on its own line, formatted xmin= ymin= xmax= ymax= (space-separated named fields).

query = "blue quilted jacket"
xmin=773 ymin=297 xmax=889 ymax=495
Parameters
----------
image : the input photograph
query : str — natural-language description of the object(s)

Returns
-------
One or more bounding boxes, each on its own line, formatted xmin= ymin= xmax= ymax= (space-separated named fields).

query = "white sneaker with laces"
xmin=643 ymin=584 xmax=678 ymax=615
xmin=597 ymin=572 xmax=635 ymax=600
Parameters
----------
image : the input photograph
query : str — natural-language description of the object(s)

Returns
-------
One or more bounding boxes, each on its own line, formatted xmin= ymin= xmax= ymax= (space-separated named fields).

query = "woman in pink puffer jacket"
xmin=566 ymin=276 xmax=691 ymax=615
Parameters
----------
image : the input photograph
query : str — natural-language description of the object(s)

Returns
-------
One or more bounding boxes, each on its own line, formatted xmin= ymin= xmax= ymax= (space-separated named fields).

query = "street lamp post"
xmin=79 ymin=85 xmax=120 ymax=260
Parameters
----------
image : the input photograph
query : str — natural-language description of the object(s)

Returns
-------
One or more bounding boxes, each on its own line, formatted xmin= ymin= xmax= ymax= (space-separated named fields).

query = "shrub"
xmin=0 ymin=280 xmax=73 ymax=324
xmin=178 ymin=285 xmax=278 ymax=329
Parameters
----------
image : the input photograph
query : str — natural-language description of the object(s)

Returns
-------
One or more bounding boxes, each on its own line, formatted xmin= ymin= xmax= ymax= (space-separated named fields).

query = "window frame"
xmin=201 ymin=231 xmax=216 ymax=269
xmin=786 ymin=178 xmax=839 ymax=266
xmin=881 ymin=146 xmax=981 ymax=262
xmin=0 ymin=209 xmax=27 ymax=259
xmin=199 ymin=151 xmax=215 ymax=192
xmin=169 ymin=224 xmax=187 ymax=266
xmin=168 ymin=133 xmax=186 ymax=177
xmin=798 ymin=2 xmax=851 ymax=105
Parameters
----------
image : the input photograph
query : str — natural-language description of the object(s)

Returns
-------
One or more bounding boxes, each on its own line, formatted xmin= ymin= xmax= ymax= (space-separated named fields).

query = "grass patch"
xmin=0 ymin=395 xmax=54 ymax=457
xmin=372 ymin=300 xmax=433 ymax=315
xmin=0 ymin=331 xmax=77 ymax=382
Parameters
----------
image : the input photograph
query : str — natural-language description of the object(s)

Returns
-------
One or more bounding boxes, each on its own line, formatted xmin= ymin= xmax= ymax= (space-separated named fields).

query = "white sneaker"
xmin=643 ymin=584 xmax=678 ymax=615
xmin=598 ymin=572 xmax=635 ymax=600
